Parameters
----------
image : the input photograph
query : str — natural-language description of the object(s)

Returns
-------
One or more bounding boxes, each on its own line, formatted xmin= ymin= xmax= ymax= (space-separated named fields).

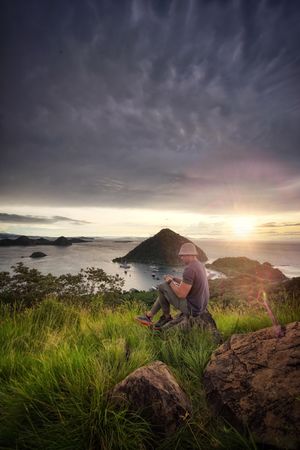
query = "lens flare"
xmin=231 ymin=216 xmax=256 ymax=238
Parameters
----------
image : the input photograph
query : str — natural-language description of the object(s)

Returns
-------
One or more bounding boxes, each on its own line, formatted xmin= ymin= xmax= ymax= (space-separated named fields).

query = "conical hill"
xmin=113 ymin=228 xmax=207 ymax=265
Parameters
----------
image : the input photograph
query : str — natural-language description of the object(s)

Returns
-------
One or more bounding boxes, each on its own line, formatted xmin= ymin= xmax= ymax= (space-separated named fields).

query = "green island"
xmin=0 ymin=263 xmax=299 ymax=449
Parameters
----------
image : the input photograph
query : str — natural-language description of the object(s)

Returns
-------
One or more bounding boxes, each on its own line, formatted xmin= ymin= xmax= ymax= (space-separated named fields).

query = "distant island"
xmin=0 ymin=235 xmax=94 ymax=247
xmin=30 ymin=251 xmax=47 ymax=258
xmin=207 ymin=256 xmax=288 ymax=308
xmin=113 ymin=228 xmax=208 ymax=265
xmin=206 ymin=256 xmax=286 ymax=282
xmin=113 ymin=240 xmax=133 ymax=243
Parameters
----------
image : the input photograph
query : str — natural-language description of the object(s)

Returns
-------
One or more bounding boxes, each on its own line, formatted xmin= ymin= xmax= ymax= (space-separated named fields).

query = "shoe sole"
xmin=135 ymin=318 xmax=153 ymax=327
xmin=153 ymin=319 xmax=174 ymax=331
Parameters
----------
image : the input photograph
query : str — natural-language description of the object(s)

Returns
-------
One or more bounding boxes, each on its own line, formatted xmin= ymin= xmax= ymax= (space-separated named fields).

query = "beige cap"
xmin=178 ymin=242 xmax=198 ymax=256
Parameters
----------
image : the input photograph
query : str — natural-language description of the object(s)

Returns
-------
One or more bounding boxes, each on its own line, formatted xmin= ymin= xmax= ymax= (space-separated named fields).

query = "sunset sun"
xmin=231 ymin=216 xmax=256 ymax=238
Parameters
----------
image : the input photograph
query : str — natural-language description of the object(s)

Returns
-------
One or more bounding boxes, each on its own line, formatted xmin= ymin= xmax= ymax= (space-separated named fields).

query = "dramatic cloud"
xmin=0 ymin=213 xmax=89 ymax=225
xmin=260 ymin=222 xmax=300 ymax=228
xmin=1 ymin=0 xmax=300 ymax=213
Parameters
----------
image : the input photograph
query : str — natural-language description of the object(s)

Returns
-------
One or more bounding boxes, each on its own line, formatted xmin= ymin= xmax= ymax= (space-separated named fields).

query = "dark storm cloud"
xmin=0 ymin=213 xmax=89 ymax=225
xmin=1 ymin=0 xmax=300 ymax=212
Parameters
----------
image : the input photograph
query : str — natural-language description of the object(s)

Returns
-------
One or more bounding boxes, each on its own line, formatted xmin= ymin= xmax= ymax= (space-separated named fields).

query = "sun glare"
xmin=231 ymin=216 xmax=256 ymax=238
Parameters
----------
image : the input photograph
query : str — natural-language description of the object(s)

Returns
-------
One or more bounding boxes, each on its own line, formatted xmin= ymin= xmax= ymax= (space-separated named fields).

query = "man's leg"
xmin=156 ymin=281 xmax=189 ymax=317
xmin=136 ymin=292 xmax=164 ymax=327
xmin=136 ymin=282 xmax=189 ymax=328
xmin=149 ymin=297 xmax=161 ymax=317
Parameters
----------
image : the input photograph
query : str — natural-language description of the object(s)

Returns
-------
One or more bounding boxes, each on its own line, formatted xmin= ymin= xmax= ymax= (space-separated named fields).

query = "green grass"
xmin=0 ymin=297 xmax=298 ymax=449
xmin=214 ymin=308 xmax=272 ymax=340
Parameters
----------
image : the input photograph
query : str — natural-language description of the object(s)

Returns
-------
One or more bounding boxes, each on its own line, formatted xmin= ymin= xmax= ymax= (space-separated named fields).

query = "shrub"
xmin=0 ymin=263 xmax=125 ymax=311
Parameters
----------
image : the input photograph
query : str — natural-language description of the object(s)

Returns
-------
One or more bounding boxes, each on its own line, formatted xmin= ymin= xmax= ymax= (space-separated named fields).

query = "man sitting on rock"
xmin=136 ymin=243 xmax=219 ymax=337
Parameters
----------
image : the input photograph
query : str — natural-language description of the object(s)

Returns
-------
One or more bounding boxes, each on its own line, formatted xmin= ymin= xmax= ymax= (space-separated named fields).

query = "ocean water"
xmin=0 ymin=238 xmax=299 ymax=291
xmin=196 ymin=239 xmax=300 ymax=279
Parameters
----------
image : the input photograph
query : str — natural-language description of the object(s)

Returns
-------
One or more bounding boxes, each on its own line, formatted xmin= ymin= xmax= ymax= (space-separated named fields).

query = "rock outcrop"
xmin=206 ymin=257 xmax=286 ymax=281
xmin=162 ymin=311 xmax=222 ymax=344
xmin=110 ymin=360 xmax=192 ymax=436
xmin=203 ymin=322 xmax=300 ymax=449
xmin=113 ymin=228 xmax=207 ymax=265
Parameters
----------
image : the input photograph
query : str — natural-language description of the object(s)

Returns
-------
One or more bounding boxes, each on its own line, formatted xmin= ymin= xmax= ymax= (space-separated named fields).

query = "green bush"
xmin=0 ymin=263 xmax=124 ymax=311
xmin=122 ymin=290 xmax=157 ymax=307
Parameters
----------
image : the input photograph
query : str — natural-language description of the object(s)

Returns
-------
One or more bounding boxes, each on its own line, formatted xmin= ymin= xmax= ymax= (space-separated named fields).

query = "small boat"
xmin=120 ymin=262 xmax=131 ymax=269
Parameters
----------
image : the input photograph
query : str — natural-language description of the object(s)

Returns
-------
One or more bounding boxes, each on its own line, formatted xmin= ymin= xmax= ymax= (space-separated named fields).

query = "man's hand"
xmin=164 ymin=274 xmax=173 ymax=284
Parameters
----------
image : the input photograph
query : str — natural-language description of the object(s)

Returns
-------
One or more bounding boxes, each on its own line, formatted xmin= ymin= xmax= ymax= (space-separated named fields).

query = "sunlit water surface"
xmin=0 ymin=239 xmax=299 ymax=291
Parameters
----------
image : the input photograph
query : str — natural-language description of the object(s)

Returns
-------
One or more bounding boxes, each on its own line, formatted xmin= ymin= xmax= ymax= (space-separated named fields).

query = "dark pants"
xmin=150 ymin=281 xmax=189 ymax=317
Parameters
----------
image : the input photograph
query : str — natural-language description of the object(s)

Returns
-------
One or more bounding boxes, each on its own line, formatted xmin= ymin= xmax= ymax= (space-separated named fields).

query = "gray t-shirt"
xmin=182 ymin=259 xmax=209 ymax=315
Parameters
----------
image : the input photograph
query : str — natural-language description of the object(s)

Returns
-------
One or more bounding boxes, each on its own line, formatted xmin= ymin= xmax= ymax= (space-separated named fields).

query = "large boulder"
xmin=203 ymin=322 xmax=300 ymax=449
xmin=110 ymin=360 xmax=192 ymax=436
xmin=162 ymin=311 xmax=222 ymax=344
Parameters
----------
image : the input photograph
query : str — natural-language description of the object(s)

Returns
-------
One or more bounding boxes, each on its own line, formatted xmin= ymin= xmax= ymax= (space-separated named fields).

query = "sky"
xmin=1 ymin=0 xmax=300 ymax=240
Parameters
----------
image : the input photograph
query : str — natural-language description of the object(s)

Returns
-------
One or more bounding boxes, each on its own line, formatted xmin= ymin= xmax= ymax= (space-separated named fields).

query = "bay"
xmin=0 ymin=238 xmax=299 ymax=291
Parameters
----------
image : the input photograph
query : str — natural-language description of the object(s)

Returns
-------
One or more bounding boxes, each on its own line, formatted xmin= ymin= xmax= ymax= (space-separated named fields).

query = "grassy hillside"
xmin=1 ymin=295 xmax=299 ymax=450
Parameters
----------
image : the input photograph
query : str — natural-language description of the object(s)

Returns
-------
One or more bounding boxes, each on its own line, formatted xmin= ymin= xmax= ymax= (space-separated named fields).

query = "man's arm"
xmin=169 ymin=280 xmax=192 ymax=299
xmin=164 ymin=274 xmax=191 ymax=298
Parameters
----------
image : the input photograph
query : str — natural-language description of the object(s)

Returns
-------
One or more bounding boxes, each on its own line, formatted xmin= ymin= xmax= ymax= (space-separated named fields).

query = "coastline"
xmin=0 ymin=239 xmax=300 ymax=291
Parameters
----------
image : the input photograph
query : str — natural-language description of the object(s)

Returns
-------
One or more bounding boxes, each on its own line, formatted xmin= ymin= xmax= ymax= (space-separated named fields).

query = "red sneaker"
xmin=135 ymin=314 xmax=153 ymax=327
